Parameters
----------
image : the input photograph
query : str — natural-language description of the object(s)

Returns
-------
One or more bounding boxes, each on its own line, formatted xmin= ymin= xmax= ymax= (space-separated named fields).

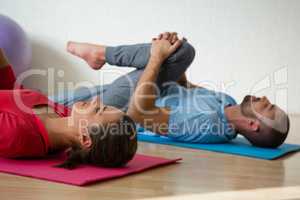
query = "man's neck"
xmin=224 ymin=105 xmax=243 ymax=133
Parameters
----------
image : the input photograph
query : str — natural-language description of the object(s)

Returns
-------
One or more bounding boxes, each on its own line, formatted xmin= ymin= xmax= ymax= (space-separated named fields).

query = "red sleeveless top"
xmin=0 ymin=66 xmax=71 ymax=158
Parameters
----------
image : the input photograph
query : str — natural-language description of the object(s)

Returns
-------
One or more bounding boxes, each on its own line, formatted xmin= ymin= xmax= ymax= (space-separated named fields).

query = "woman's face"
xmin=71 ymin=96 xmax=125 ymax=130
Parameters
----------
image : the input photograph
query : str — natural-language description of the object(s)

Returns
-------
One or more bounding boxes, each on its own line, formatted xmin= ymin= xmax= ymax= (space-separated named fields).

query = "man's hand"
xmin=127 ymin=32 xmax=185 ymax=135
xmin=157 ymin=32 xmax=180 ymax=44
xmin=150 ymin=32 xmax=183 ymax=62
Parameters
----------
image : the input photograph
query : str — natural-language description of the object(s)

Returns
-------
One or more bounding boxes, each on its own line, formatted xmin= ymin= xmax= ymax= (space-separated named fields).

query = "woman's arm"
xmin=0 ymin=49 xmax=9 ymax=68
xmin=127 ymin=37 xmax=182 ymax=135
xmin=0 ymin=49 xmax=19 ymax=90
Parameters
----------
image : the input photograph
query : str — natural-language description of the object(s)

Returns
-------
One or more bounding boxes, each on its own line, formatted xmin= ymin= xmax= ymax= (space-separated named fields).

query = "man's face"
xmin=240 ymin=95 xmax=279 ymax=120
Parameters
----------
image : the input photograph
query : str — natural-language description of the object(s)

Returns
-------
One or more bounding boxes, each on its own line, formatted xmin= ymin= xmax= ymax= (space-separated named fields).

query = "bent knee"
xmin=176 ymin=41 xmax=196 ymax=66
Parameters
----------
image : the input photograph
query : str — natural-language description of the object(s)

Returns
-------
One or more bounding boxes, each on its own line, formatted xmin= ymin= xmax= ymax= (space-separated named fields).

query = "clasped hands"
xmin=150 ymin=32 xmax=185 ymax=62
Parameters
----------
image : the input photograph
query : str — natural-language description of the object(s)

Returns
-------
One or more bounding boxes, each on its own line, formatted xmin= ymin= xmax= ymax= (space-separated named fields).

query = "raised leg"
xmin=49 ymin=84 xmax=110 ymax=106
xmin=102 ymin=41 xmax=196 ymax=111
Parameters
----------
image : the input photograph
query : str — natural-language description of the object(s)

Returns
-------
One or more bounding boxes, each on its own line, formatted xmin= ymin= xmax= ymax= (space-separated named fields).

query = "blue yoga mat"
xmin=138 ymin=132 xmax=300 ymax=160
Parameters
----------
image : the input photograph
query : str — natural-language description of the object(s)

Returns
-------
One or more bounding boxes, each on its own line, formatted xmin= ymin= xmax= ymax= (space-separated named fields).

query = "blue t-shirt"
xmin=155 ymin=84 xmax=237 ymax=143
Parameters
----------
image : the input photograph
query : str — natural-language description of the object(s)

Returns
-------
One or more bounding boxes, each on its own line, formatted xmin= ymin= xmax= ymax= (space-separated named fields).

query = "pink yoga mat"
xmin=0 ymin=154 xmax=181 ymax=186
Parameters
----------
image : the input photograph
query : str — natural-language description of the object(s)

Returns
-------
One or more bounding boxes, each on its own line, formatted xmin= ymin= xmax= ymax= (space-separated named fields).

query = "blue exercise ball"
xmin=0 ymin=14 xmax=32 ymax=76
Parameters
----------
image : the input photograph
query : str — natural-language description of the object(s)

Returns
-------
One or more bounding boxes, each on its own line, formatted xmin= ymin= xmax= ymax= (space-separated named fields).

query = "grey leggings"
xmin=51 ymin=42 xmax=195 ymax=111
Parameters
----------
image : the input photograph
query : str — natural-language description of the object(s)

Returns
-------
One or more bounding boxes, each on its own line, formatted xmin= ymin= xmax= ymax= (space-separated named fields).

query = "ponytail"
xmin=55 ymin=115 xmax=137 ymax=170
xmin=55 ymin=147 xmax=89 ymax=170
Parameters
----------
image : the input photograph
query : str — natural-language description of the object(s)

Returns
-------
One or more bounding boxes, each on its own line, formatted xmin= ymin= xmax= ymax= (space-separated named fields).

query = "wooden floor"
xmin=1 ymin=115 xmax=300 ymax=200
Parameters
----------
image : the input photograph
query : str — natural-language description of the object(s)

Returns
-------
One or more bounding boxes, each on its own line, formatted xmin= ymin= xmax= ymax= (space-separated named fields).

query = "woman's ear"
xmin=81 ymin=133 xmax=92 ymax=148
xmin=77 ymin=123 xmax=92 ymax=148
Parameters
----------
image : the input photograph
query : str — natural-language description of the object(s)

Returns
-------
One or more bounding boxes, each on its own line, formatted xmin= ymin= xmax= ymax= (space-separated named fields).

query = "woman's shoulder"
xmin=0 ymin=111 xmax=48 ymax=158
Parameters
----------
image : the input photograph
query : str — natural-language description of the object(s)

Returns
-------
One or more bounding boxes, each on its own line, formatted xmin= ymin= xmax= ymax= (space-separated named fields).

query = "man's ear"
xmin=248 ymin=119 xmax=260 ymax=132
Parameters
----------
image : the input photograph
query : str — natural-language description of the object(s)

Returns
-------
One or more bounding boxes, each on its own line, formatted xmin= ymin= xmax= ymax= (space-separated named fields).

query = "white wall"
xmin=1 ymin=0 xmax=300 ymax=113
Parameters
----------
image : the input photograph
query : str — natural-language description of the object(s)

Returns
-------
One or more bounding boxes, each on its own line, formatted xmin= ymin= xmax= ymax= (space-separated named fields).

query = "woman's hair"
xmin=55 ymin=115 xmax=137 ymax=169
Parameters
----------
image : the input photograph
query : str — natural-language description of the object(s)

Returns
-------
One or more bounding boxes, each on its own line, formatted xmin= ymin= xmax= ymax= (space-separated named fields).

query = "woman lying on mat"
xmin=0 ymin=48 xmax=138 ymax=169
xmin=67 ymin=31 xmax=290 ymax=148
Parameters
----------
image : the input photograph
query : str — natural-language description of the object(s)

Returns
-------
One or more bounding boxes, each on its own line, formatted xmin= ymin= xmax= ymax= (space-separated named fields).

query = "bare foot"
xmin=67 ymin=41 xmax=106 ymax=70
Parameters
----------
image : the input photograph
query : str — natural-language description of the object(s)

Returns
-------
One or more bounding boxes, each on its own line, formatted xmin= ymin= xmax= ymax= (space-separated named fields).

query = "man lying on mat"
xmin=68 ymin=31 xmax=290 ymax=148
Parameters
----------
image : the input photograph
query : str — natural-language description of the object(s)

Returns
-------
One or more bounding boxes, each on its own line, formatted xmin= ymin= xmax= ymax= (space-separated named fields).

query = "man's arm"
xmin=127 ymin=36 xmax=182 ymax=135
